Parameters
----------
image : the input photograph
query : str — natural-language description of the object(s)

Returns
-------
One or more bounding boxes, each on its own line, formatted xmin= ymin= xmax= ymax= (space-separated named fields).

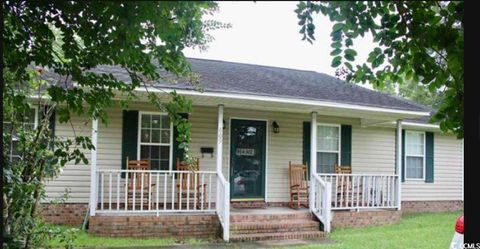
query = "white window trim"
xmin=404 ymin=130 xmax=426 ymax=181
xmin=5 ymin=106 xmax=39 ymax=161
xmin=137 ymin=111 xmax=173 ymax=171
xmin=317 ymin=123 xmax=341 ymax=172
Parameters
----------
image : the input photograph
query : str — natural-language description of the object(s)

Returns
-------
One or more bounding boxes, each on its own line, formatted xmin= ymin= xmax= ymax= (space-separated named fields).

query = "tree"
xmin=3 ymin=1 xmax=227 ymax=248
xmin=296 ymin=1 xmax=464 ymax=138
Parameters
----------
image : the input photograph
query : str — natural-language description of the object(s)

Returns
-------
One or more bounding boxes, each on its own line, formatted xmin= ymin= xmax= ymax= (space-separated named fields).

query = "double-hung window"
xmin=405 ymin=131 xmax=425 ymax=180
xmin=138 ymin=112 xmax=172 ymax=170
xmin=317 ymin=124 xmax=340 ymax=173
xmin=3 ymin=107 xmax=38 ymax=161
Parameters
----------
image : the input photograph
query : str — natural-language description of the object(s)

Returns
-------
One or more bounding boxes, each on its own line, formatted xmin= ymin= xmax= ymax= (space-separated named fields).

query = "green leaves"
xmin=296 ymin=1 xmax=464 ymax=137
xmin=331 ymin=56 xmax=342 ymax=68
xmin=344 ymin=49 xmax=357 ymax=61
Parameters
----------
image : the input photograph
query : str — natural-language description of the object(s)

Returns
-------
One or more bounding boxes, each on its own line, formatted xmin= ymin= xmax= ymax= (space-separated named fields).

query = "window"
xmin=3 ymin=107 xmax=38 ymax=161
xmin=317 ymin=124 xmax=340 ymax=173
xmin=405 ymin=131 xmax=425 ymax=180
xmin=138 ymin=112 xmax=172 ymax=170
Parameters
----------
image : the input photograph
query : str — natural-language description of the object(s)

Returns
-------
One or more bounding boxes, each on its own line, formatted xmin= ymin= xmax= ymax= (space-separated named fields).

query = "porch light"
xmin=272 ymin=121 xmax=280 ymax=134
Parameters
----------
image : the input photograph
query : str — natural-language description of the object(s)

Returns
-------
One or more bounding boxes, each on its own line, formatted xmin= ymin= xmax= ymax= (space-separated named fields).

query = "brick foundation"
xmin=331 ymin=210 xmax=402 ymax=229
xmin=401 ymin=200 xmax=463 ymax=214
xmin=40 ymin=203 xmax=88 ymax=226
xmin=89 ymin=214 xmax=221 ymax=238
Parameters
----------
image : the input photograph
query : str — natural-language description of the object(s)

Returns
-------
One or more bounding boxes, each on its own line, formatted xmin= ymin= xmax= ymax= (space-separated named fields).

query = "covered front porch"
xmin=87 ymin=90 xmax=426 ymax=241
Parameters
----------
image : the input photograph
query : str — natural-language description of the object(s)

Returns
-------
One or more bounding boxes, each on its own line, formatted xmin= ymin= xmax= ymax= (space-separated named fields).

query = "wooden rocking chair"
xmin=176 ymin=158 xmax=207 ymax=210
xmin=126 ymin=157 xmax=154 ymax=210
xmin=334 ymin=163 xmax=363 ymax=207
xmin=289 ymin=161 xmax=309 ymax=209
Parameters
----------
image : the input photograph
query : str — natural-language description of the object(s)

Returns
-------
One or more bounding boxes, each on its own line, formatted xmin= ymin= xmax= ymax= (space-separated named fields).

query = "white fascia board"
xmin=135 ymin=87 xmax=430 ymax=117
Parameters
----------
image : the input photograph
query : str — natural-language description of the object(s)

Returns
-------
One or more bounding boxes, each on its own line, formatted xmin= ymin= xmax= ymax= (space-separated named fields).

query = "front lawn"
xmin=291 ymin=211 xmax=461 ymax=249
xmin=49 ymin=211 xmax=461 ymax=248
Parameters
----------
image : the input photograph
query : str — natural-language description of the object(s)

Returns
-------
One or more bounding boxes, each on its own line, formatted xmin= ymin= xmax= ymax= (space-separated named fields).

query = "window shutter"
xmin=172 ymin=113 xmax=189 ymax=170
xmin=425 ymin=132 xmax=434 ymax=183
xmin=121 ymin=110 xmax=138 ymax=177
xmin=401 ymin=129 xmax=405 ymax=182
xmin=302 ymin=122 xmax=311 ymax=177
xmin=341 ymin=125 xmax=352 ymax=166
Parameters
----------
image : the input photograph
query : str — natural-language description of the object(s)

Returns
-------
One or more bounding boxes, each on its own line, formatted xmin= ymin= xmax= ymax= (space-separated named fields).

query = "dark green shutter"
xmin=401 ymin=129 xmax=405 ymax=182
xmin=302 ymin=122 xmax=311 ymax=177
xmin=341 ymin=125 xmax=352 ymax=165
xmin=172 ymin=113 xmax=189 ymax=170
xmin=425 ymin=132 xmax=434 ymax=183
xmin=121 ymin=110 xmax=138 ymax=177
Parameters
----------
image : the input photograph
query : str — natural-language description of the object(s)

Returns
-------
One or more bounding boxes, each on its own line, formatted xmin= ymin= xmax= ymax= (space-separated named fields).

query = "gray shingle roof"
xmin=156 ymin=58 xmax=430 ymax=112
xmin=41 ymin=58 xmax=431 ymax=113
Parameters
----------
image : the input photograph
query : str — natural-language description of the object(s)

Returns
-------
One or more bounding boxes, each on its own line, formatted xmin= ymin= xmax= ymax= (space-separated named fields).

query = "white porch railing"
xmin=318 ymin=173 xmax=399 ymax=210
xmin=94 ymin=169 xmax=217 ymax=214
xmin=216 ymin=172 xmax=230 ymax=241
xmin=311 ymin=174 xmax=332 ymax=232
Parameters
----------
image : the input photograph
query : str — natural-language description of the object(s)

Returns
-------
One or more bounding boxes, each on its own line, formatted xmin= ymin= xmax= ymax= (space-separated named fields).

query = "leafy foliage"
xmin=296 ymin=1 xmax=464 ymax=138
xmin=3 ymin=1 xmax=226 ymax=248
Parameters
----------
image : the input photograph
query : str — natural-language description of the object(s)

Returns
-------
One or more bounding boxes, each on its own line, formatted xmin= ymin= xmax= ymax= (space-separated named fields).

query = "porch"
xmin=87 ymin=102 xmax=407 ymax=241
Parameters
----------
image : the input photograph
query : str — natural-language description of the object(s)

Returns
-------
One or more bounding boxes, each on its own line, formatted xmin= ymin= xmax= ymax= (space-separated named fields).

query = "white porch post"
xmin=216 ymin=105 xmax=224 ymax=212
xmin=309 ymin=112 xmax=317 ymax=210
xmin=89 ymin=118 xmax=99 ymax=216
xmin=396 ymin=119 xmax=402 ymax=210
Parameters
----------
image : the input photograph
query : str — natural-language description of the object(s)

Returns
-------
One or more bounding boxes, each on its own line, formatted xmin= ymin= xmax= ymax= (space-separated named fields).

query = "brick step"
xmin=230 ymin=212 xmax=314 ymax=222
xmin=231 ymin=220 xmax=320 ymax=234
xmin=230 ymin=231 xmax=325 ymax=242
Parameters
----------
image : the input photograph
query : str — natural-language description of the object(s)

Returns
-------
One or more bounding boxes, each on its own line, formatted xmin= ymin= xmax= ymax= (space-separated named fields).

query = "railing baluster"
xmin=208 ymin=174 xmax=212 ymax=210
xmin=201 ymin=173 xmax=205 ymax=210
xmin=171 ymin=173 xmax=175 ymax=210
xmin=125 ymin=171 xmax=128 ymax=211
xmin=140 ymin=172 xmax=144 ymax=211
xmin=148 ymin=173 xmax=152 ymax=211
xmin=156 ymin=173 xmax=160 ymax=213
xmin=109 ymin=172 xmax=112 ymax=210
xmin=101 ymin=173 xmax=104 ymax=210
xmin=351 ymin=175 xmax=355 ymax=208
xmin=163 ymin=173 xmax=167 ymax=211
xmin=356 ymin=176 xmax=360 ymax=207
xmin=335 ymin=176 xmax=338 ymax=208
xmin=117 ymin=173 xmax=120 ymax=211
xmin=340 ymin=175 xmax=344 ymax=208
xmin=179 ymin=173 xmax=183 ymax=210
xmin=186 ymin=173 xmax=190 ymax=210
xmin=132 ymin=172 xmax=136 ymax=211
xmin=194 ymin=173 xmax=198 ymax=210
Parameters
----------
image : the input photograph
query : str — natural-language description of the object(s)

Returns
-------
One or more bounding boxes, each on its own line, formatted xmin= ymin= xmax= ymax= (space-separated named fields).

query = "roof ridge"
xmin=186 ymin=57 xmax=318 ymax=74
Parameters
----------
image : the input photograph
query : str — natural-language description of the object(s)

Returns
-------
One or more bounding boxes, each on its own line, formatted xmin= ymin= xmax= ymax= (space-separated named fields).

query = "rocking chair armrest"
xmin=290 ymin=184 xmax=300 ymax=189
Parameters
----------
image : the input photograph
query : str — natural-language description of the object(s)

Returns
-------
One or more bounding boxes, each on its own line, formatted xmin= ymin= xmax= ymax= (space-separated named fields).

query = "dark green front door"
xmin=230 ymin=119 xmax=267 ymax=200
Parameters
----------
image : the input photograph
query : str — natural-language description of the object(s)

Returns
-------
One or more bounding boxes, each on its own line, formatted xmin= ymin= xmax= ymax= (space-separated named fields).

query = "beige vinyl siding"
xmin=44 ymin=101 xmax=463 ymax=204
xmin=44 ymin=114 xmax=92 ymax=203
xmin=351 ymin=126 xmax=396 ymax=175
xmin=402 ymin=133 xmax=463 ymax=201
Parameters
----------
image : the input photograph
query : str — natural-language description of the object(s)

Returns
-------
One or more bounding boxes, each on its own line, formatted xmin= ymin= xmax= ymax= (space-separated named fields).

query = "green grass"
xmin=289 ymin=211 xmax=462 ymax=249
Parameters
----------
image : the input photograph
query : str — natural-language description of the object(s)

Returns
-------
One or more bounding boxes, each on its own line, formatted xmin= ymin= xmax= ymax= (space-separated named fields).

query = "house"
xmin=38 ymin=58 xmax=463 ymax=241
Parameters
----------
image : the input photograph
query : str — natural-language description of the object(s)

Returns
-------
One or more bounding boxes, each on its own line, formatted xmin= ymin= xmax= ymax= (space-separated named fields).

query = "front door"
xmin=230 ymin=119 xmax=267 ymax=200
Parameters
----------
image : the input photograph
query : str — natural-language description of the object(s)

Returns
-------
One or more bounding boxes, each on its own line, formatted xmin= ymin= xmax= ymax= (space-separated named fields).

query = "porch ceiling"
xmin=130 ymin=88 xmax=430 ymax=124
